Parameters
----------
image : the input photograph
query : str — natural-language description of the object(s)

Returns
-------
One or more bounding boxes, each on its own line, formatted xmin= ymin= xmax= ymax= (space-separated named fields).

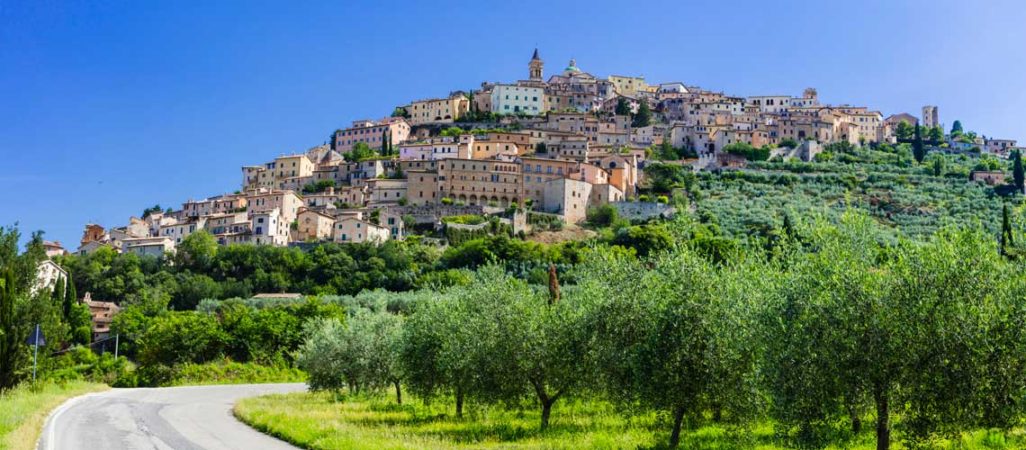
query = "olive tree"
xmin=577 ymin=244 xmax=765 ymax=448
xmin=763 ymin=214 xmax=895 ymax=447
xmin=887 ymin=228 xmax=1026 ymax=444
xmin=453 ymin=266 xmax=589 ymax=430
xmin=298 ymin=309 xmax=403 ymax=400
xmin=765 ymin=214 xmax=1026 ymax=450
xmin=400 ymin=288 xmax=480 ymax=417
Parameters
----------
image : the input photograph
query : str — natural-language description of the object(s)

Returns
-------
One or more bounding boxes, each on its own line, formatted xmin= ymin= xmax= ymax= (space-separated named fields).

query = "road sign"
xmin=26 ymin=325 xmax=45 ymax=347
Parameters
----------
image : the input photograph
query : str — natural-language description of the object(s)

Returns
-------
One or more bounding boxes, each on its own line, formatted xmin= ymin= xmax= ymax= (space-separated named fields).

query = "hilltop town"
xmin=63 ymin=49 xmax=1022 ymax=257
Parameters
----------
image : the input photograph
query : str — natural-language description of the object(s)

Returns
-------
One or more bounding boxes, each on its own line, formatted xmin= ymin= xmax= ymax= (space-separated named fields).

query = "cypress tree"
xmin=63 ymin=275 xmax=76 ymax=321
xmin=1013 ymin=150 xmax=1024 ymax=193
xmin=632 ymin=99 xmax=652 ymax=127
xmin=0 ymin=268 xmax=24 ymax=389
xmin=1002 ymin=203 xmax=1015 ymax=257
xmin=53 ymin=277 xmax=66 ymax=318
xmin=912 ymin=123 xmax=925 ymax=163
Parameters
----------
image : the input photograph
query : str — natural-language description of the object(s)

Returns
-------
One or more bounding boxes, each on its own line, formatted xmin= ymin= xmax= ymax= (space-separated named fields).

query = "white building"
xmin=251 ymin=208 xmax=290 ymax=246
xmin=32 ymin=260 xmax=67 ymax=297
xmin=491 ymin=84 xmax=544 ymax=116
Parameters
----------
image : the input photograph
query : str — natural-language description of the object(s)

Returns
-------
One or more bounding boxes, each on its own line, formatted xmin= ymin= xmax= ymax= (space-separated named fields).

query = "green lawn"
xmin=234 ymin=391 xmax=1026 ymax=450
xmin=0 ymin=381 xmax=108 ymax=450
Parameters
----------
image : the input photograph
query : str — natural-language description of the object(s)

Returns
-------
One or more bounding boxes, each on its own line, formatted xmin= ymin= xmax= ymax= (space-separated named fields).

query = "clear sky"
xmin=2 ymin=0 xmax=1025 ymax=248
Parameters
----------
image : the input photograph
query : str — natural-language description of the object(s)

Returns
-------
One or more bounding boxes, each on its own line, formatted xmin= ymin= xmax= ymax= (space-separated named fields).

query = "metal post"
xmin=32 ymin=324 xmax=39 ymax=381
xmin=114 ymin=334 xmax=119 ymax=359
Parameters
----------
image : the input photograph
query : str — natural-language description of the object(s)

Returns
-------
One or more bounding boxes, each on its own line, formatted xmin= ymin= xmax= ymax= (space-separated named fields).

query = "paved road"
xmin=38 ymin=383 xmax=307 ymax=450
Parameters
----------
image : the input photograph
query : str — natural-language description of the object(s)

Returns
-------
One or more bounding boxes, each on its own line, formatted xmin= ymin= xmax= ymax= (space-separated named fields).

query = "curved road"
xmin=38 ymin=383 xmax=307 ymax=450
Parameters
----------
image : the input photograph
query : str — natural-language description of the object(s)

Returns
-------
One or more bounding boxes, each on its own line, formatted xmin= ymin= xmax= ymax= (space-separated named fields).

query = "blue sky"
xmin=2 ymin=0 xmax=1025 ymax=248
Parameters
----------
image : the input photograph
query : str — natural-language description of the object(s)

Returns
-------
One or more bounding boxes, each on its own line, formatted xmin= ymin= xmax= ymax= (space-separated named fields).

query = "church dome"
xmin=565 ymin=58 xmax=580 ymax=72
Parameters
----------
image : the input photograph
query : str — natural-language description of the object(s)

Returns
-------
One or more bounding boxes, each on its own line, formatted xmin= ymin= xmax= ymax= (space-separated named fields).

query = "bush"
xmin=586 ymin=204 xmax=619 ymax=227
xmin=170 ymin=360 xmax=306 ymax=386
xmin=298 ymin=310 xmax=402 ymax=397
xmin=723 ymin=142 xmax=771 ymax=161
xmin=441 ymin=215 xmax=486 ymax=225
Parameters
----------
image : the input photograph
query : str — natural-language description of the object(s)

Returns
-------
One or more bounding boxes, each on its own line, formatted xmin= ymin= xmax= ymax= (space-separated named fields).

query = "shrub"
xmin=586 ymin=204 xmax=619 ymax=227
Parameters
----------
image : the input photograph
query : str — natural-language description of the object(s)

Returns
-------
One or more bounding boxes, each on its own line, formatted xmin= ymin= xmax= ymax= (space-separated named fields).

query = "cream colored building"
xmin=242 ymin=154 xmax=315 ymax=190
xmin=334 ymin=117 xmax=410 ymax=152
xmin=205 ymin=212 xmax=251 ymax=244
xmin=366 ymin=178 xmax=408 ymax=205
xmin=122 ymin=237 xmax=176 ymax=258
xmin=542 ymin=178 xmax=592 ymax=224
xmin=296 ymin=209 xmax=336 ymax=241
xmin=439 ymin=158 xmax=524 ymax=206
xmin=333 ymin=217 xmax=390 ymax=244
xmin=160 ymin=218 xmax=207 ymax=245
xmin=470 ymin=140 xmax=521 ymax=159
xmin=399 ymin=137 xmax=470 ymax=161
xmin=406 ymin=94 xmax=470 ymax=125
xmin=246 ymin=189 xmax=304 ymax=224
xmin=305 ymin=186 xmax=367 ymax=209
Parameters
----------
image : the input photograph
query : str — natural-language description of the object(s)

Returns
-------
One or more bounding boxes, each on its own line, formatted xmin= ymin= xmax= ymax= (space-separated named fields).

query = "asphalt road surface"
xmin=38 ymin=383 xmax=307 ymax=450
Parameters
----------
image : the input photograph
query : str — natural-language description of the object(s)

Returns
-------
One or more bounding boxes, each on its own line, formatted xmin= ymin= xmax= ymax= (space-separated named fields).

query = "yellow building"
xmin=608 ymin=75 xmax=650 ymax=97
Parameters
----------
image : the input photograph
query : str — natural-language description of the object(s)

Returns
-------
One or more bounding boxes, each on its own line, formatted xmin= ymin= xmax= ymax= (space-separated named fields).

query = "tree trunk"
xmin=455 ymin=388 xmax=464 ymax=419
xmin=394 ymin=381 xmax=402 ymax=405
xmin=669 ymin=405 xmax=686 ymax=449
xmin=541 ymin=400 xmax=553 ymax=431
xmin=874 ymin=387 xmax=890 ymax=450
xmin=712 ymin=403 xmax=722 ymax=422
xmin=532 ymin=379 xmax=562 ymax=431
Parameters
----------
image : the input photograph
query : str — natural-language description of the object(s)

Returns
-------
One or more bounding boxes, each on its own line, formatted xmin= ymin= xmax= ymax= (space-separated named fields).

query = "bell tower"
xmin=529 ymin=48 xmax=543 ymax=82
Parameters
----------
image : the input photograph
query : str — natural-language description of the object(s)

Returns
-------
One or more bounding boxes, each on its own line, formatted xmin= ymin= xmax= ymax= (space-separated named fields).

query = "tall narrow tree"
xmin=0 ymin=268 xmax=24 ymax=390
xmin=1001 ymin=203 xmax=1014 ymax=257
xmin=1013 ymin=150 xmax=1024 ymax=193
xmin=912 ymin=123 xmax=925 ymax=163
xmin=632 ymin=99 xmax=652 ymax=127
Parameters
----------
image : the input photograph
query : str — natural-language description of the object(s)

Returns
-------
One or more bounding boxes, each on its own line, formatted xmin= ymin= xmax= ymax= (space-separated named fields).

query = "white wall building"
xmin=491 ymin=84 xmax=544 ymax=116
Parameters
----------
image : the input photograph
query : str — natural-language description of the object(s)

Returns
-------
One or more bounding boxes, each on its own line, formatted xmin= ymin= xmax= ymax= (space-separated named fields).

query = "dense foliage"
xmin=294 ymin=212 xmax=1026 ymax=449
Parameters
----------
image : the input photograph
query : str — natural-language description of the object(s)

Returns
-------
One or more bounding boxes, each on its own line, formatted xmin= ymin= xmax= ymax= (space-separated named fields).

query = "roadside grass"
xmin=235 ymin=391 xmax=1026 ymax=449
xmin=0 ymin=380 xmax=108 ymax=450
xmin=165 ymin=360 xmax=306 ymax=387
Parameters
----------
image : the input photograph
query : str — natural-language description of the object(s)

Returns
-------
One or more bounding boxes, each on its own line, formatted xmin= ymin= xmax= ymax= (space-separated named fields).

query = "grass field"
xmin=234 ymin=391 xmax=1026 ymax=450
xmin=0 ymin=381 xmax=109 ymax=450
